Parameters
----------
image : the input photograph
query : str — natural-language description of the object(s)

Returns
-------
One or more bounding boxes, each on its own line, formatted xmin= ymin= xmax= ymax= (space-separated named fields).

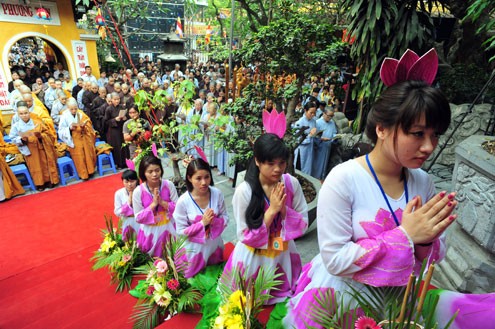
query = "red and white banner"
xmin=71 ymin=40 xmax=89 ymax=78
xmin=0 ymin=0 xmax=61 ymax=25
xmin=0 ymin=66 xmax=11 ymax=110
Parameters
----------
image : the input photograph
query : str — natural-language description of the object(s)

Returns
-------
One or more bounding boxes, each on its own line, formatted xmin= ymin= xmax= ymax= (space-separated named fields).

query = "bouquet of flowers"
xmin=211 ymin=266 xmax=283 ymax=329
xmin=307 ymin=261 xmax=458 ymax=329
xmin=91 ymin=215 xmax=151 ymax=292
xmin=130 ymin=236 xmax=202 ymax=329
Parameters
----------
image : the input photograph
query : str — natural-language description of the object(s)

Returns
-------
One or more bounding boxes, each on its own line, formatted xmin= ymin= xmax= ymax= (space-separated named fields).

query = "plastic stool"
xmin=97 ymin=152 xmax=117 ymax=176
xmin=10 ymin=164 xmax=36 ymax=191
xmin=3 ymin=134 xmax=12 ymax=143
xmin=57 ymin=156 xmax=80 ymax=185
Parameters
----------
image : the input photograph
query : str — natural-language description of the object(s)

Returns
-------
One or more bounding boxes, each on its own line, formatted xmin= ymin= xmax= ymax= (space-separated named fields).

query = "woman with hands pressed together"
xmin=223 ymin=133 xmax=308 ymax=304
xmin=283 ymin=49 xmax=457 ymax=328
xmin=174 ymin=158 xmax=228 ymax=278
xmin=132 ymin=155 xmax=178 ymax=257
xmin=114 ymin=169 xmax=140 ymax=241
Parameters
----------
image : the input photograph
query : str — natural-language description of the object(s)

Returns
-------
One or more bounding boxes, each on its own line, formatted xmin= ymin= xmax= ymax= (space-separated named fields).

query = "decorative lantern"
xmin=36 ymin=7 xmax=50 ymax=20
xmin=95 ymin=14 xmax=105 ymax=26
xmin=95 ymin=8 xmax=105 ymax=26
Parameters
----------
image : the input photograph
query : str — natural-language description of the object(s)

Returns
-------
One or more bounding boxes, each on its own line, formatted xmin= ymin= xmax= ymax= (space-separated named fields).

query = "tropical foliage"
xmin=130 ymin=237 xmax=202 ymax=329
xmin=91 ymin=215 xmax=151 ymax=292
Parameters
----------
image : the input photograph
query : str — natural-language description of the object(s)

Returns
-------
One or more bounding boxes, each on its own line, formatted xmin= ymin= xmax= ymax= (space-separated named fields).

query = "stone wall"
xmin=434 ymin=135 xmax=495 ymax=293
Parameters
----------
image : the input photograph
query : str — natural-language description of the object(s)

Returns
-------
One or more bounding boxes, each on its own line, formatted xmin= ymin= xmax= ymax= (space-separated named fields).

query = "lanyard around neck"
xmin=188 ymin=190 xmax=211 ymax=214
xmin=365 ymin=154 xmax=408 ymax=227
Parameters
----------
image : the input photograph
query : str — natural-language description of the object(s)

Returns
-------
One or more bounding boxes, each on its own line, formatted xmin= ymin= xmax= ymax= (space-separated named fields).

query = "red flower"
xmin=143 ymin=131 xmax=152 ymax=141
xmin=146 ymin=285 xmax=155 ymax=296
xmin=355 ymin=316 xmax=382 ymax=329
xmin=166 ymin=279 xmax=180 ymax=291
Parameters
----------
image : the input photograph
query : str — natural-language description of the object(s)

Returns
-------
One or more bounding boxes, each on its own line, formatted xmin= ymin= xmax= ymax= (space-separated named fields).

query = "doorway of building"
xmin=7 ymin=36 xmax=68 ymax=91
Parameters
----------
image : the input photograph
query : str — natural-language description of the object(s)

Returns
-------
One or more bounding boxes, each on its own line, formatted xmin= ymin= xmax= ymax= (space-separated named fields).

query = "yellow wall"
xmin=1 ymin=0 xmax=100 ymax=81
xmin=1 ymin=0 xmax=101 ymax=127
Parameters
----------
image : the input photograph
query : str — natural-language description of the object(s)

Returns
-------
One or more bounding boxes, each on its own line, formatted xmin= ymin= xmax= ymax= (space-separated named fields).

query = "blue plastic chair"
xmin=10 ymin=164 xmax=36 ymax=191
xmin=3 ymin=134 xmax=12 ymax=143
xmin=97 ymin=152 xmax=117 ymax=176
xmin=57 ymin=156 xmax=80 ymax=185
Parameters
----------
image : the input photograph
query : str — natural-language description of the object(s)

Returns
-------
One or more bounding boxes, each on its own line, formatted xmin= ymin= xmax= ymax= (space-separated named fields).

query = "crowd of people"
xmin=2 ymin=53 xmax=349 ymax=201
xmin=2 ymin=42 xmax=491 ymax=328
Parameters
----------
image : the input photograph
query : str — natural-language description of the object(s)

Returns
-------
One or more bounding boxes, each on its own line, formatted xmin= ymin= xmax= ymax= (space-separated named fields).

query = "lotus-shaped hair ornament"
xmin=262 ymin=109 xmax=286 ymax=139
xmin=380 ymin=48 xmax=438 ymax=87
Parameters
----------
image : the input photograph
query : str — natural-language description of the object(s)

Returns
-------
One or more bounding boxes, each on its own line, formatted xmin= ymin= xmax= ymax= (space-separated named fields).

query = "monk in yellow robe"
xmin=58 ymin=98 xmax=96 ymax=180
xmin=9 ymin=102 xmax=60 ymax=191
xmin=0 ymin=122 xmax=24 ymax=199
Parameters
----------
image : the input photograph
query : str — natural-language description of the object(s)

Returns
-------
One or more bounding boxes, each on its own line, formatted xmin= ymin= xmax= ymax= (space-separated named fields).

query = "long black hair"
xmin=244 ymin=133 xmax=290 ymax=229
xmin=185 ymin=158 xmax=214 ymax=192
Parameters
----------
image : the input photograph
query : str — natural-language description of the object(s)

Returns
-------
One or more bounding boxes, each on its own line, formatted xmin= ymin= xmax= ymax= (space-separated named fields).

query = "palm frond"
xmin=177 ymin=288 xmax=203 ymax=312
xmin=91 ymin=250 xmax=123 ymax=270
xmin=130 ymin=300 xmax=162 ymax=329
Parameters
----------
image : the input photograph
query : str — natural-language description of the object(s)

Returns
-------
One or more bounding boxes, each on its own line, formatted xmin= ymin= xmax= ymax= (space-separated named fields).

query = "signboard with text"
xmin=0 ymin=66 xmax=11 ymax=110
xmin=71 ymin=40 xmax=89 ymax=78
xmin=0 ymin=0 xmax=61 ymax=26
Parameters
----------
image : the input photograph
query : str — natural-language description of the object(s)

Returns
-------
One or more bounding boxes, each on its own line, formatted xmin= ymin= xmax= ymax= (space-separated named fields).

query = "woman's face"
xmin=256 ymin=158 xmax=287 ymax=184
xmin=188 ymin=169 xmax=211 ymax=194
xmin=381 ymin=116 xmax=440 ymax=169
xmin=144 ymin=164 xmax=162 ymax=184
xmin=123 ymin=179 xmax=138 ymax=192
xmin=304 ymin=107 xmax=317 ymax=120
xmin=128 ymin=108 xmax=139 ymax=119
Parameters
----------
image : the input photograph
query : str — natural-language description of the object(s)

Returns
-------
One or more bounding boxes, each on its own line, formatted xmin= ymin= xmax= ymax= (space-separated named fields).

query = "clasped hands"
xmin=150 ymin=188 xmax=168 ymax=210
xmin=201 ymin=208 xmax=215 ymax=226
xmin=265 ymin=182 xmax=287 ymax=227
xmin=401 ymin=191 xmax=457 ymax=245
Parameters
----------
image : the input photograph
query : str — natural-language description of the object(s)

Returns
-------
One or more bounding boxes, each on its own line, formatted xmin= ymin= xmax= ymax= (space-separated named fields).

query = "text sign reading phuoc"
xmin=0 ymin=0 xmax=61 ymax=26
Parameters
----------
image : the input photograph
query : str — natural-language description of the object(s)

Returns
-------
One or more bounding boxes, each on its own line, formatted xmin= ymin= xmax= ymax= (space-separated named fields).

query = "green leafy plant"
xmin=129 ymin=236 xmax=203 ymax=329
xmin=211 ymin=266 xmax=283 ymax=329
xmin=307 ymin=260 xmax=457 ymax=329
xmin=91 ymin=215 xmax=151 ymax=292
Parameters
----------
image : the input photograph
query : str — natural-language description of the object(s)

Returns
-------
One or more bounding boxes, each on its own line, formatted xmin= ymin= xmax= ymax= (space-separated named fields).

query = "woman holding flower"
xmin=123 ymin=106 xmax=151 ymax=158
xmin=174 ymin=158 xmax=228 ymax=278
xmin=132 ymin=155 xmax=178 ymax=257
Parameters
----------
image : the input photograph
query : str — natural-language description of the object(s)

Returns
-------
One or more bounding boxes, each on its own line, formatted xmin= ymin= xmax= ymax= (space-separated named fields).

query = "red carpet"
xmin=0 ymin=176 xmax=273 ymax=329
xmin=0 ymin=174 xmax=138 ymax=329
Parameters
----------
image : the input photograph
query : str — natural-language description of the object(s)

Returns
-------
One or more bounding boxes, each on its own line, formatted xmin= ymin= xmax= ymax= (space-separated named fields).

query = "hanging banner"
xmin=71 ymin=40 xmax=89 ymax=78
xmin=0 ymin=65 xmax=11 ymax=110
xmin=0 ymin=0 xmax=61 ymax=25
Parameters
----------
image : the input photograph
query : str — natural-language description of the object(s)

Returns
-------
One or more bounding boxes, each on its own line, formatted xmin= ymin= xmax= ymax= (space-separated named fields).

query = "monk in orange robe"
xmin=9 ymin=102 xmax=60 ymax=191
xmin=58 ymin=98 xmax=96 ymax=180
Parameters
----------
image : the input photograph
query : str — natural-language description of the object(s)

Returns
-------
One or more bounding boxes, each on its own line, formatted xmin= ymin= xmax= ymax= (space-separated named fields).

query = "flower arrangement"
xmin=91 ymin=215 xmax=151 ymax=292
xmin=307 ymin=261 xmax=458 ymax=329
xmin=130 ymin=236 xmax=202 ymax=329
xmin=210 ymin=266 xmax=283 ymax=329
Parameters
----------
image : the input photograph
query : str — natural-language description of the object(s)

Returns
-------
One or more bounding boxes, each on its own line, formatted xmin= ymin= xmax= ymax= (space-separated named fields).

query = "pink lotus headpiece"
xmin=194 ymin=145 xmax=208 ymax=164
xmin=262 ymin=109 xmax=286 ymax=139
xmin=125 ymin=158 xmax=135 ymax=171
xmin=380 ymin=48 xmax=438 ymax=87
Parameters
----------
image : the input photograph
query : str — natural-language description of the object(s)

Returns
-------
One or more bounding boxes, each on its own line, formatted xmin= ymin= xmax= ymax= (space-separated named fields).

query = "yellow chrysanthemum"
xmin=100 ymin=239 xmax=116 ymax=253
xmin=228 ymin=290 xmax=246 ymax=311
xmin=225 ymin=314 xmax=244 ymax=329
